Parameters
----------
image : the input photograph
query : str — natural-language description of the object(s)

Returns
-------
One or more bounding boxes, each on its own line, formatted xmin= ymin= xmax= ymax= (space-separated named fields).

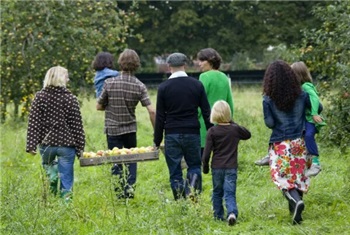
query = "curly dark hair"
xmin=197 ymin=48 xmax=222 ymax=70
xmin=92 ymin=52 xmax=115 ymax=71
xmin=263 ymin=60 xmax=302 ymax=112
xmin=118 ymin=49 xmax=140 ymax=73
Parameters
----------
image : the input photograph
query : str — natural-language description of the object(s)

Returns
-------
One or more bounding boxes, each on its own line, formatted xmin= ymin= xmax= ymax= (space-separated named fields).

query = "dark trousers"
xmin=165 ymin=134 xmax=202 ymax=200
xmin=305 ymin=122 xmax=319 ymax=156
xmin=107 ymin=133 xmax=137 ymax=195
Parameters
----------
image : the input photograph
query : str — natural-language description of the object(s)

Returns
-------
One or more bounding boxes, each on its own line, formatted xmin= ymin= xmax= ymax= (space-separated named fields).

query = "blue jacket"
xmin=263 ymin=92 xmax=310 ymax=143
xmin=94 ymin=68 xmax=119 ymax=98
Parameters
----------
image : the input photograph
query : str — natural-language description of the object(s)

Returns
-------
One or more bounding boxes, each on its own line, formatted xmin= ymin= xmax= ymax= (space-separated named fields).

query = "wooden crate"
xmin=79 ymin=150 xmax=159 ymax=167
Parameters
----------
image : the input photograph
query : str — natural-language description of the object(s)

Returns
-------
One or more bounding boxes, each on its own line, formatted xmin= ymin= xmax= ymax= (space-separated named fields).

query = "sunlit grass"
xmin=1 ymin=86 xmax=349 ymax=234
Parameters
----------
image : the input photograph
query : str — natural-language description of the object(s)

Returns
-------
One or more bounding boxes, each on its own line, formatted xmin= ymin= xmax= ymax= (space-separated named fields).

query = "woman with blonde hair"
xmin=202 ymin=100 xmax=251 ymax=226
xmin=26 ymin=66 xmax=85 ymax=202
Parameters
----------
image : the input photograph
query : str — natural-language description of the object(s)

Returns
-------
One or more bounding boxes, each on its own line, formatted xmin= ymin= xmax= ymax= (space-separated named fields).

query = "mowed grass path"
xmin=1 ymin=86 xmax=349 ymax=235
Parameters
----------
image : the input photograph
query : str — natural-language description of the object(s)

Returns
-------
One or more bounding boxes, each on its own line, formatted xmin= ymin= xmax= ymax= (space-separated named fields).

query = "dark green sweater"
xmin=198 ymin=70 xmax=234 ymax=148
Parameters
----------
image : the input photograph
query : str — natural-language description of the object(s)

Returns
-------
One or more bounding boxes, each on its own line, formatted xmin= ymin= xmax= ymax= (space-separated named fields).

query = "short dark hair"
xmin=197 ymin=48 xmax=222 ymax=70
xmin=92 ymin=52 xmax=115 ymax=71
xmin=118 ymin=49 xmax=140 ymax=73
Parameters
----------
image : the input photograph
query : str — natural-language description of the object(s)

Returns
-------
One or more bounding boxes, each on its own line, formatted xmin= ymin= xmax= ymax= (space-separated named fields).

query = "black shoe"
xmin=117 ymin=193 xmax=134 ymax=199
xmin=288 ymin=201 xmax=294 ymax=215
xmin=227 ymin=213 xmax=236 ymax=226
xmin=189 ymin=193 xmax=198 ymax=203
xmin=292 ymin=200 xmax=304 ymax=224
xmin=125 ymin=192 xmax=134 ymax=199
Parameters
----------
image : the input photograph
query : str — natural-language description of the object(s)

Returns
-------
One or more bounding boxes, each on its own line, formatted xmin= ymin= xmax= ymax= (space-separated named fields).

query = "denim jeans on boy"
xmin=164 ymin=134 xmax=202 ymax=200
xmin=107 ymin=133 xmax=137 ymax=197
xmin=212 ymin=168 xmax=238 ymax=220
xmin=39 ymin=145 xmax=76 ymax=195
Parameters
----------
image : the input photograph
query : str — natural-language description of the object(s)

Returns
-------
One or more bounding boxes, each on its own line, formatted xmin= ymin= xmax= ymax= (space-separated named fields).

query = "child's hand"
xmin=312 ymin=115 xmax=323 ymax=123
xmin=203 ymin=165 xmax=209 ymax=174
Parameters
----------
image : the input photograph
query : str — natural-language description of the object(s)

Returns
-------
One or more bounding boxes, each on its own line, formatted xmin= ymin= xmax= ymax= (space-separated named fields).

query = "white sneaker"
xmin=227 ymin=213 xmax=236 ymax=226
xmin=254 ymin=155 xmax=269 ymax=166
xmin=305 ymin=164 xmax=322 ymax=177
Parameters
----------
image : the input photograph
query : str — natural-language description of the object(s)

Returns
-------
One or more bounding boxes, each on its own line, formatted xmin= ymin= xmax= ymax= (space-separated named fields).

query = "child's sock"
xmin=312 ymin=156 xmax=320 ymax=165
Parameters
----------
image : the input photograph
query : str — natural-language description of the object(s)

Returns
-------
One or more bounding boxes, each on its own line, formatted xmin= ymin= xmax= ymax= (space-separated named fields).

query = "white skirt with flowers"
xmin=269 ymin=138 xmax=311 ymax=193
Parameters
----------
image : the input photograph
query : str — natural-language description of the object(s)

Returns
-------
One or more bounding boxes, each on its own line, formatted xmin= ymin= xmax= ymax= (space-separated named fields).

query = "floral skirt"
xmin=269 ymin=138 xmax=311 ymax=193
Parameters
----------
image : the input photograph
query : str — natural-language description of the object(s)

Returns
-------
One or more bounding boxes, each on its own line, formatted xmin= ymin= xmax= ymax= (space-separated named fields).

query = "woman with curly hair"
xmin=263 ymin=60 xmax=311 ymax=225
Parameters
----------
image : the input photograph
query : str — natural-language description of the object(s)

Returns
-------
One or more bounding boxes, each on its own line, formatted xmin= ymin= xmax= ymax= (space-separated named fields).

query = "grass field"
xmin=1 ymin=86 xmax=349 ymax=235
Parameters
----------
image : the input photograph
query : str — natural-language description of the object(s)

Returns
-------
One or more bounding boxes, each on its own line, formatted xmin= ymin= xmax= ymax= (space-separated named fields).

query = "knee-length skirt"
xmin=269 ymin=138 xmax=311 ymax=192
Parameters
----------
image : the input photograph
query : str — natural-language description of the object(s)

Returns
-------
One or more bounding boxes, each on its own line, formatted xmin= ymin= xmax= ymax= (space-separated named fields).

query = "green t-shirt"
xmin=302 ymin=82 xmax=326 ymax=131
xmin=302 ymin=82 xmax=320 ymax=123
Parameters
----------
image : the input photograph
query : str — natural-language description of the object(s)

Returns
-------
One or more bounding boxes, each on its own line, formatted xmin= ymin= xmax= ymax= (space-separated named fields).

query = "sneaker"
xmin=254 ymin=156 xmax=269 ymax=166
xmin=227 ymin=213 xmax=236 ymax=226
xmin=60 ymin=191 xmax=73 ymax=204
xmin=305 ymin=164 xmax=322 ymax=177
xmin=292 ymin=200 xmax=304 ymax=225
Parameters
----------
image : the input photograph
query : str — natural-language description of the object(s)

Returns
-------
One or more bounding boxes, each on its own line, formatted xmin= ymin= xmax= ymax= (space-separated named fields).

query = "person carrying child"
xmin=291 ymin=61 xmax=326 ymax=177
xmin=202 ymin=100 xmax=251 ymax=226
xmin=255 ymin=61 xmax=326 ymax=178
xmin=92 ymin=52 xmax=119 ymax=98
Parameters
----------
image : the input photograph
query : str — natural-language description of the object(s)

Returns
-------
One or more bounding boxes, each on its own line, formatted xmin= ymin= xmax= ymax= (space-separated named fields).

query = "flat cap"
xmin=166 ymin=53 xmax=188 ymax=67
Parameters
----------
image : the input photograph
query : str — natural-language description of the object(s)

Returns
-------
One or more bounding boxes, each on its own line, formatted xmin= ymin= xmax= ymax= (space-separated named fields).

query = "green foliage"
xmin=123 ymin=1 xmax=324 ymax=66
xmin=0 ymin=0 xmax=139 ymax=121
xmin=1 ymin=87 xmax=349 ymax=234
xmin=299 ymin=1 xmax=350 ymax=153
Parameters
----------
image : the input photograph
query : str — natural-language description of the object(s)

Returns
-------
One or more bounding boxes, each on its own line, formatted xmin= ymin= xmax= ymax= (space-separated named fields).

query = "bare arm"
xmin=146 ymin=105 xmax=156 ymax=129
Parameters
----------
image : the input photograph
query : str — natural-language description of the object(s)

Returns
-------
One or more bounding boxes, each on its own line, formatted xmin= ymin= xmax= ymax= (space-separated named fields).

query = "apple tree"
xmin=0 ymin=0 xmax=140 ymax=122
xmin=299 ymin=1 xmax=350 ymax=153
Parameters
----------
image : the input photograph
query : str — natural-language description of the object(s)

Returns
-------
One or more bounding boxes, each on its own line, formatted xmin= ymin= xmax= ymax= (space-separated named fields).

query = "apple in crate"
xmin=82 ymin=152 xmax=90 ymax=158
xmin=111 ymin=147 xmax=120 ymax=156
xmin=104 ymin=150 xmax=112 ymax=157
xmin=130 ymin=148 xmax=139 ymax=154
xmin=82 ymin=151 xmax=96 ymax=158
xmin=119 ymin=148 xmax=132 ymax=155
xmin=96 ymin=150 xmax=104 ymax=157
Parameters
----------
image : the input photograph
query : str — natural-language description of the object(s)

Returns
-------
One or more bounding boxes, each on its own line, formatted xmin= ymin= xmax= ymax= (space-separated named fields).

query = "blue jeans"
xmin=107 ymin=133 xmax=137 ymax=197
xmin=164 ymin=134 xmax=202 ymax=200
xmin=305 ymin=121 xmax=319 ymax=156
xmin=212 ymin=168 xmax=238 ymax=220
xmin=39 ymin=146 xmax=76 ymax=194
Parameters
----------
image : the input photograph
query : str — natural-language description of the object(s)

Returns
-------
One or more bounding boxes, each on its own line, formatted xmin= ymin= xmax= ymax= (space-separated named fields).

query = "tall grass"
xmin=1 ymin=86 xmax=349 ymax=235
